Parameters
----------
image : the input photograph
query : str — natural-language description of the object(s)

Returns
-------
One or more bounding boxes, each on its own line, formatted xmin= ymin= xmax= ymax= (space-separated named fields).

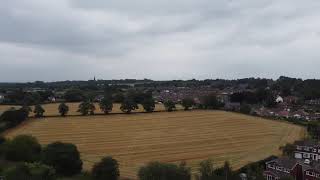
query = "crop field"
xmin=0 ymin=103 xmax=183 ymax=116
xmin=4 ymin=110 xmax=305 ymax=179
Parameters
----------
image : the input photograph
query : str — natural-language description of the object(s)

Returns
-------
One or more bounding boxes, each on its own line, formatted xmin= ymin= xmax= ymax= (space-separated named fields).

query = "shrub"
xmin=141 ymin=98 xmax=155 ymax=112
xmin=3 ymin=162 xmax=56 ymax=180
xmin=3 ymin=135 xmax=41 ymax=162
xmin=164 ymin=100 xmax=176 ymax=112
xmin=58 ymin=103 xmax=69 ymax=116
xmin=92 ymin=156 xmax=119 ymax=180
xmin=34 ymin=104 xmax=45 ymax=118
xmin=182 ymin=98 xmax=195 ymax=110
xmin=42 ymin=142 xmax=82 ymax=176
xmin=138 ymin=161 xmax=191 ymax=180
xmin=99 ymin=96 xmax=113 ymax=114
xmin=120 ymin=98 xmax=138 ymax=113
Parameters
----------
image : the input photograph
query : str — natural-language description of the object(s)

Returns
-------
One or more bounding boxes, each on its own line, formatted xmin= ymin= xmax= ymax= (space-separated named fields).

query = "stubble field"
xmin=4 ymin=110 xmax=305 ymax=179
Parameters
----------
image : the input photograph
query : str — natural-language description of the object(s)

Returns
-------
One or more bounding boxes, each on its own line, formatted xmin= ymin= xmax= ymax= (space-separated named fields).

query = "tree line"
xmin=0 ymin=134 xmax=267 ymax=180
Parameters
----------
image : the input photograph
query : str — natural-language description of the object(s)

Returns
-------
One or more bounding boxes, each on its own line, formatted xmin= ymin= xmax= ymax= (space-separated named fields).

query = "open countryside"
xmin=4 ymin=110 xmax=305 ymax=178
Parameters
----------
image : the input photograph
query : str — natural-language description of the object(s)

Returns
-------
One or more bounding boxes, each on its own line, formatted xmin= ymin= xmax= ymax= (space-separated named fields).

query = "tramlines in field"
xmin=5 ymin=110 xmax=305 ymax=178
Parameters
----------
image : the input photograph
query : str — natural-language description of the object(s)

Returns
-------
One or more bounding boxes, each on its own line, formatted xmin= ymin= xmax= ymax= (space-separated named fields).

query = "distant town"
xmin=1 ymin=76 xmax=320 ymax=122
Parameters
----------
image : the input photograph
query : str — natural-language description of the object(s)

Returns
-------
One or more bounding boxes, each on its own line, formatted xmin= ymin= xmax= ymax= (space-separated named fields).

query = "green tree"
xmin=120 ymin=98 xmax=138 ymax=113
xmin=195 ymin=159 xmax=216 ymax=180
xmin=92 ymin=156 xmax=119 ymax=180
xmin=141 ymin=98 xmax=155 ymax=112
xmin=138 ymin=161 xmax=191 ymax=180
xmin=42 ymin=142 xmax=82 ymax=176
xmin=4 ymin=162 xmax=56 ymax=180
xmin=279 ymin=143 xmax=296 ymax=157
xmin=182 ymin=98 xmax=195 ymax=110
xmin=240 ymin=104 xmax=251 ymax=114
xmin=58 ymin=103 xmax=69 ymax=116
xmin=201 ymin=94 xmax=223 ymax=109
xmin=99 ymin=96 xmax=113 ymax=114
xmin=78 ymin=101 xmax=95 ymax=116
xmin=20 ymin=105 xmax=32 ymax=117
xmin=3 ymin=135 xmax=41 ymax=162
xmin=0 ymin=109 xmax=28 ymax=128
xmin=164 ymin=100 xmax=176 ymax=112
xmin=64 ymin=89 xmax=84 ymax=102
xmin=34 ymin=104 xmax=45 ymax=118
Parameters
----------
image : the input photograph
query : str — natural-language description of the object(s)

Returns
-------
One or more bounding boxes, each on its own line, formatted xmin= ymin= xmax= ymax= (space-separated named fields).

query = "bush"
xmin=34 ymin=104 xmax=45 ymax=118
xmin=0 ymin=109 xmax=28 ymax=128
xmin=99 ymin=96 xmax=113 ymax=114
xmin=201 ymin=94 xmax=223 ymax=109
xmin=182 ymin=98 xmax=195 ymax=110
xmin=92 ymin=156 xmax=119 ymax=180
xmin=120 ymin=98 xmax=138 ymax=113
xmin=164 ymin=100 xmax=176 ymax=112
xmin=42 ymin=142 xmax=83 ymax=176
xmin=3 ymin=135 xmax=41 ymax=162
xmin=3 ymin=162 xmax=56 ymax=180
xmin=240 ymin=104 xmax=251 ymax=114
xmin=78 ymin=101 xmax=95 ymax=116
xmin=141 ymin=98 xmax=155 ymax=112
xmin=58 ymin=103 xmax=69 ymax=116
xmin=138 ymin=161 xmax=191 ymax=180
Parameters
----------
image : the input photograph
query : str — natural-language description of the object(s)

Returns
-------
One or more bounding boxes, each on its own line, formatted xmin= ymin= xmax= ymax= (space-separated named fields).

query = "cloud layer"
xmin=1 ymin=0 xmax=320 ymax=82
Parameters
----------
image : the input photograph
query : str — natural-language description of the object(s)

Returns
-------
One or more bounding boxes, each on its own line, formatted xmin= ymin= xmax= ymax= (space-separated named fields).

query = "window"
xmin=313 ymin=149 xmax=317 ymax=153
xmin=303 ymin=153 xmax=310 ymax=158
xmin=267 ymin=175 xmax=274 ymax=180
xmin=297 ymin=146 xmax=302 ymax=150
xmin=305 ymin=147 xmax=310 ymax=151
xmin=284 ymin=169 xmax=290 ymax=173
xmin=276 ymin=167 xmax=283 ymax=171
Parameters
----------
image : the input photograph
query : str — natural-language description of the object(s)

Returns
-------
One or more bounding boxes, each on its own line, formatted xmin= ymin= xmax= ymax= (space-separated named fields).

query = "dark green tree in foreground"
xmin=240 ymin=103 xmax=252 ymax=114
xmin=34 ymin=104 xmax=45 ymax=118
xmin=164 ymin=100 xmax=176 ymax=112
xmin=92 ymin=156 xmax=119 ymax=180
xmin=195 ymin=159 xmax=215 ymax=180
xmin=138 ymin=161 xmax=191 ymax=180
xmin=99 ymin=96 xmax=113 ymax=114
xmin=120 ymin=98 xmax=138 ymax=113
xmin=3 ymin=135 xmax=41 ymax=162
xmin=20 ymin=105 xmax=32 ymax=117
xmin=279 ymin=143 xmax=296 ymax=157
xmin=58 ymin=103 xmax=69 ymax=116
xmin=141 ymin=98 xmax=155 ymax=112
xmin=4 ymin=162 xmax=56 ymax=180
xmin=78 ymin=101 xmax=95 ymax=116
xmin=182 ymin=98 xmax=195 ymax=110
xmin=42 ymin=142 xmax=82 ymax=176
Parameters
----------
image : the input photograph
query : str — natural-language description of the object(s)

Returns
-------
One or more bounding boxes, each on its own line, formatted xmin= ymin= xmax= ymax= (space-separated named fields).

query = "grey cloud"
xmin=0 ymin=0 xmax=320 ymax=82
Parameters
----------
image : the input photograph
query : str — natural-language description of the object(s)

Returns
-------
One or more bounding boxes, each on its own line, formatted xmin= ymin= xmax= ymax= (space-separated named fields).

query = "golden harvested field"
xmin=5 ymin=110 xmax=305 ymax=179
xmin=0 ymin=103 xmax=183 ymax=116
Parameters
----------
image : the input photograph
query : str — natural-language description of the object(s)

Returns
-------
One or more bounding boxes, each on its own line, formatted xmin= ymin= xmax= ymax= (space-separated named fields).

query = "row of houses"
xmin=264 ymin=141 xmax=320 ymax=180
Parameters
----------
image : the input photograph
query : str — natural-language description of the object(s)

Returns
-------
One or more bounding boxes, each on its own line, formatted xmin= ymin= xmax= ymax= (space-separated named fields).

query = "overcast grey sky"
xmin=1 ymin=0 xmax=320 ymax=82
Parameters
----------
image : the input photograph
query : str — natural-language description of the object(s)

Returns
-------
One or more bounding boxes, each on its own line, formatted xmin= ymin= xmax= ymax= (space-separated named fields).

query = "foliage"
xmin=195 ymin=159 xmax=215 ymax=180
xmin=240 ymin=104 xmax=251 ymax=114
xmin=20 ymin=105 xmax=32 ymax=117
xmin=42 ymin=142 xmax=83 ymax=176
xmin=138 ymin=161 xmax=191 ymax=180
xmin=34 ymin=104 xmax=45 ymax=118
xmin=58 ymin=103 xmax=69 ymax=116
xmin=141 ymin=97 xmax=155 ymax=112
xmin=3 ymin=162 xmax=56 ymax=180
xmin=3 ymin=135 xmax=41 ymax=162
xmin=279 ymin=143 xmax=296 ymax=157
xmin=99 ymin=96 xmax=113 ymax=114
xmin=92 ymin=156 xmax=119 ymax=180
xmin=307 ymin=121 xmax=320 ymax=140
xmin=78 ymin=101 xmax=95 ymax=115
xmin=164 ymin=100 xmax=176 ymax=112
xmin=120 ymin=97 xmax=138 ymax=113
xmin=201 ymin=94 xmax=223 ymax=109
xmin=64 ymin=89 xmax=85 ymax=102
xmin=0 ymin=109 xmax=28 ymax=128
xmin=182 ymin=98 xmax=195 ymax=110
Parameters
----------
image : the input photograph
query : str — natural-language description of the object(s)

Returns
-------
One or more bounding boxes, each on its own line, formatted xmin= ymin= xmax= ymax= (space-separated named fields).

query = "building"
xmin=264 ymin=141 xmax=320 ymax=180
xmin=0 ymin=93 xmax=4 ymax=103
xmin=264 ymin=158 xmax=320 ymax=180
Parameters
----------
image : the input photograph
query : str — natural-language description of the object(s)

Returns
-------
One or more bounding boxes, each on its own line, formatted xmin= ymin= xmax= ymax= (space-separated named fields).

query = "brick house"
xmin=264 ymin=141 xmax=320 ymax=180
